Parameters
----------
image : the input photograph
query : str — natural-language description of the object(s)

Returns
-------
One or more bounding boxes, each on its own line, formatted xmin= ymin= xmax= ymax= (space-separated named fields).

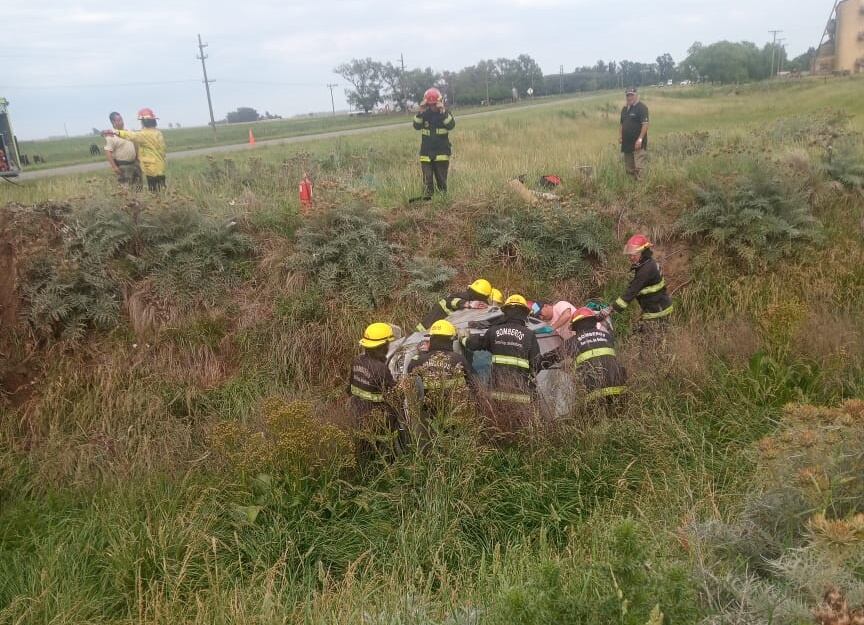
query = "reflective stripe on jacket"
xmin=412 ymin=109 xmax=455 ymax=161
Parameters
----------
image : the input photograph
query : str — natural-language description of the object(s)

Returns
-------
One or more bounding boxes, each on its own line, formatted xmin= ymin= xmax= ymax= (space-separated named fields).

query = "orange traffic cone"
xmin=248 ymin=129 xmax=256 ymax=145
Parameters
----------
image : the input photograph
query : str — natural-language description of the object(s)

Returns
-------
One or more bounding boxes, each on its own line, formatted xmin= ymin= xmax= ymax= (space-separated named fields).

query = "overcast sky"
xmin=3 ymin=0 xmax=829 ymax=140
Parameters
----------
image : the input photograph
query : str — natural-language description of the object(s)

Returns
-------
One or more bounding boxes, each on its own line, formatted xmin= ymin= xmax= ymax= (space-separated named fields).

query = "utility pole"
xmin=326 ymin=83 xmax=338 ymax=117
xmin=196 ymin=34 xmax=217 ymax=138
xmin=559 ymin=64 xmax=564 ymax=95
xmin=399 ymin=53 xmax=406 ymax=110
xmin=777 ymin=38 xmax=786 ymax=75
xmin=485 ymin=68 xmax=490 ymax=105
xmin=768 ymin=29 xmax=783 ymax=78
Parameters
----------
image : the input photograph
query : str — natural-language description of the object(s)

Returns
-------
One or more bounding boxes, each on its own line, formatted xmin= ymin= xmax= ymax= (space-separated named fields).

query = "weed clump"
xmin=20 ymin=201 xmax=250 ymax=344
xmin=478 ymin=204 xmax=613 ymax=281
xmin=210 ymin=398 xmax=354 ymax=476
xmin=678 ymin=161 xmax=822 ymax=268
xmin=824 ymin=135 xmax=864 ymax=190
xmin=690 ymin=399 xmax=864 ymax=624
xmin=290 ymin=203 xmax=397 ymax=309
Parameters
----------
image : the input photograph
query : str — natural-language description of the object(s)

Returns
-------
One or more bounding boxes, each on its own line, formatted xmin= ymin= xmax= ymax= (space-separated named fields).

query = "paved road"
xmin=18 ymin=96 xmax=589 ymax=182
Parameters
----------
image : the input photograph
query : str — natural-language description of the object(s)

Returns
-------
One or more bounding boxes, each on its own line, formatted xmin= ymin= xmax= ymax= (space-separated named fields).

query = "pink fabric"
xmin=551 ymin=301 xmax=576 ymax=341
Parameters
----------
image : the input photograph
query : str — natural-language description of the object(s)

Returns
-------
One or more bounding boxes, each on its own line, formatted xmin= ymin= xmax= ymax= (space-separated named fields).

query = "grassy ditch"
xmin=1 ymin=78 xmax=864 ymax=624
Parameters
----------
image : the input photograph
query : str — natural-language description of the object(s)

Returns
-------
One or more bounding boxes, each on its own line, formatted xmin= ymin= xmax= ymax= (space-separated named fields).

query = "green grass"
xmin=15 ymin=91 xmax=594 ymax=171
xmin=2 ymin=75 xmax=864 ymax=624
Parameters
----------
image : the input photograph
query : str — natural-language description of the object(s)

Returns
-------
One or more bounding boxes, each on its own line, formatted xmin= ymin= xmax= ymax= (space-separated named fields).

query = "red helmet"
xmin=623 ymin=234 xmax=652 ymax=255
xmin=423 ymin=88 xmax=442 ymax=105
xmin=137 ymin=107 xmax=158 ymax=120
xmin=570 ymin=307 xmax=598 ymax=324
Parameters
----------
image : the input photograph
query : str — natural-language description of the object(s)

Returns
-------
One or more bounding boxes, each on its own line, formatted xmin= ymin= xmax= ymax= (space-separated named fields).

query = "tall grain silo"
xmin=814 ymin=0 xmax=864 ymax=73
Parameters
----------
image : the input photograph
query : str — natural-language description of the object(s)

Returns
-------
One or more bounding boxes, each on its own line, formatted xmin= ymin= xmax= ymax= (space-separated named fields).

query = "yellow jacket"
xmin=117 ymin=128 xmax=166 ymax=176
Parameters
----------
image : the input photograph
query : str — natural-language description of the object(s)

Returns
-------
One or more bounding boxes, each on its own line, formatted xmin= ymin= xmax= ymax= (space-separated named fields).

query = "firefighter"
xmin=417 ymin=278 xmax=493 ymax=333
xmin=412 ymin=87 xmax=455 ymax=197
xmin=464 ymin=294 xmax=542 ymax=406
xmin=612 ymin=234 xmax=673 ymax=323
xmin=406 ymin=319 xmax=476 ymax=421
xmin=490 ymin=288 xmax=504 ymax=307
xmin=104 ymin=108 xmax=167 ymax=192
xmin=348 ymin=323 xmax=401 ymax=456
xmin=563 ymin=307 xmax=627 ymax=404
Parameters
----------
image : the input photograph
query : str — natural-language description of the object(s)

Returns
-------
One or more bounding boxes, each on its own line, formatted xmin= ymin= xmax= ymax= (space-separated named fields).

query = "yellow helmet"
xmin=429 ymin=319 xmax=457 ymax=338
xmin=502 ymin=294 xmax=529 ymax=310
xmin=469 ymin=278 xmax=493 ymax=298
xmin=359 ymin=322 xmax=395 ymax=348
xmin=490 ymin=288 xmax=504 ymax=306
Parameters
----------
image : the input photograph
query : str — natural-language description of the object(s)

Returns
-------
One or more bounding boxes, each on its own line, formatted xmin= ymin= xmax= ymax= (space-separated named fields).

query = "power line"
xmin=0 ymin=79 xmax=201 ymax=89
xmin=196 ymin=34 xmax=217 ymax=138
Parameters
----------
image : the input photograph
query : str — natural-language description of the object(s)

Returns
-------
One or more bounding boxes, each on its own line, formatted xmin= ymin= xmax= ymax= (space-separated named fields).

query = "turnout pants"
xmin=421 ymin=160 xmax=449 ymax=196
xmin=146 ymin=175 xmax=166 ymax=192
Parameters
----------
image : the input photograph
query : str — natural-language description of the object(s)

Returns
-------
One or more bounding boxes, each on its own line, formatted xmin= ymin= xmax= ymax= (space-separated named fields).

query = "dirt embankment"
xmin=0 ymin=203 xmax=68 ymax=400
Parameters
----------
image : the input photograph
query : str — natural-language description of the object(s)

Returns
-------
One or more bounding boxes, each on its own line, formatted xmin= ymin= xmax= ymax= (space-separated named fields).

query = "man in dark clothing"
xmin=464 ymin=294 xmax=542 ymax=406
xmin=413 ymin=87 xmax=455 ymax=197
xmin=612 ymin=234 xmax=673 ymax=323
xmin=417 ymin=278 xmax=493 ymax=333
xmin=558 ymin=307 xmax=627 ymax=404
xmin=348 ymin=323 xmax=401 ymax=457
xmin=620 ymin=88 xmax=649 ymax=179
xmin=407 ymin=319 xmax=476 ymax=422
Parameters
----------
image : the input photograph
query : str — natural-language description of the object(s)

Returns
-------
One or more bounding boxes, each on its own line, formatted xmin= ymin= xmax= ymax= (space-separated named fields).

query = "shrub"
xmin=209 ymin=398 xmax=355 ymax=476
xmin=677 ymin=162 xmax=822 ymax=268
xmin=478 ymin=205 xmax=613 ymax=281
xmin=690 ymin=400 xmax=864 ymax=624
xmin=824 ymin=135 xmax=864 ymax=190
xmin=404 ymin=256 xmax=457 ymax=307
xmin=20 ymin=201 xmax=251 ymax=344
xmin=290 ymin=203 xmax=398 ymax=309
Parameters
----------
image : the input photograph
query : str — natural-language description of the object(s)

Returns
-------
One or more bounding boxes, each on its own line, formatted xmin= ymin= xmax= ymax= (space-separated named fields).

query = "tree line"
xmin=336 ymin=41 xmax=816 ymax=112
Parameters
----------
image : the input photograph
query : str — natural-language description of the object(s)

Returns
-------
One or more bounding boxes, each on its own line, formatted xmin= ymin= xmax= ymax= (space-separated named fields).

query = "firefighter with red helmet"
xmin=564 ymin=307 xmax=627 ymax=404
xmin=612 ymin=234 xmax=673 ymax=323
xmin=412 ymin=87 xmax=455 ymax=198
xmin=103 ymin=107 xmax=167 ymax=191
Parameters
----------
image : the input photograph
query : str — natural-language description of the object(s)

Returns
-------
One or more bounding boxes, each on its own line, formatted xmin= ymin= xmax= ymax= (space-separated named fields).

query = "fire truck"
xmin=0 ymin=98 xmax=22 ymax=178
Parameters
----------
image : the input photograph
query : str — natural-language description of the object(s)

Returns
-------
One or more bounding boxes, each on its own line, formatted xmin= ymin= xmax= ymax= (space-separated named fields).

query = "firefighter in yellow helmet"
xmin=407 ymin=319 xmax=476 ymax=421
xmin=416 ymin=278 xmax=494 ymax=333
xmin=464 ymin=294 xmax=542 ymax=406
xmin=490 ymin=288 xmax=504 ymax=307
xmin=348 ymin=323 xmax=401 ymax=457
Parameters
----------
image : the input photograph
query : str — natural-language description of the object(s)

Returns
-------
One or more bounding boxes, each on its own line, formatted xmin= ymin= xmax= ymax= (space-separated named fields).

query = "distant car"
xmin=680 ymin=80 xmax=692 ymax=86
xmin=666 ymin=79 xmax=673 ymax=86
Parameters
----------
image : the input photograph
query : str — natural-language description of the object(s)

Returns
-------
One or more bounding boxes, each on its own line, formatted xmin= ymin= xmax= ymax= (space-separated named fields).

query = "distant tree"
xmin=225 ymin=107 xmax=261 ymax=123
xmin=656 ymin=53 xmax=675 ymax=81
xmin=404 ymin=67 xmax=439 ymax=106
xmin=683 ymin=41 xmax=767 ymax=83
xmin=788 ymin=47 xmax=817 ymax=72
xmin=334 ymin=58 xmax=384 ymax=113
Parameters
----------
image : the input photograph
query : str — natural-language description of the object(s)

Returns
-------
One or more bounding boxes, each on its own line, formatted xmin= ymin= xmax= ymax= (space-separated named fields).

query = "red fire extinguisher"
xmin=299 ymin=173 xmax=313 ymax=208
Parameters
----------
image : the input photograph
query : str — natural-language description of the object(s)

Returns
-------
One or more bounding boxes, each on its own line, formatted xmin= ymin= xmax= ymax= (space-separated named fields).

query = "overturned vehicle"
xmin=385 ymin=305 xmax=605 ymax=418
